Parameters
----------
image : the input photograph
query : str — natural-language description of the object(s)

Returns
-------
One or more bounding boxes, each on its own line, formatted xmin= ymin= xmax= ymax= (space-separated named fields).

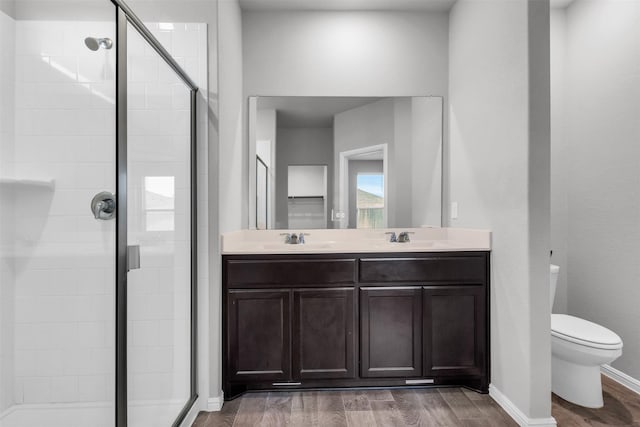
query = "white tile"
xmin=16 ymin=22 xmax=64 ymax=57
xmin=51 ymin=376 xmax=78 ymax=402
xmin=75 ymin=322 xmax=108 ymax=348
xmin=47 ymin=56 xmax=80 ymax=83
xmin=145 ymin=83 xmax=173 ymax=109
xmin=22 ymin=377 xmax=52 ymax=403
xmin=130 ymin=56 xmax=158 ymax=83
xmin=77 ymin=375 xmax=108 ymax=402
xmin=35 ymin=349 xmax=65 ymax=376
xmin=128 ymin=82 xmax=146 ymax=109
xmin=172 ymin=29 xmax=199 ymax=58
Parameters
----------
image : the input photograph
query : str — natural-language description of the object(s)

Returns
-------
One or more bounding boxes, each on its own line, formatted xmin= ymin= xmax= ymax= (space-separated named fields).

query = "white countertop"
xmin=221 ymin=227 xmax=491 ymax=254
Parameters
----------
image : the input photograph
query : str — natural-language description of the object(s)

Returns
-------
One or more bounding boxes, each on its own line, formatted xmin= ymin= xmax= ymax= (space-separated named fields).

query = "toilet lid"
xmin=551 ymin=314 xmax=623 ymax=349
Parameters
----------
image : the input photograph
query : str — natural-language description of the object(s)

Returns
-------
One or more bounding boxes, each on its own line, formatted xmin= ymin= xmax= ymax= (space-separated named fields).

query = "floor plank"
xmin=438 ymin=388 xmax=484 ymax=420
xmin=370 ymin=400 xmax=406 ymax=426
xmin=390 ymin=389 xmax=429 ymax=426
xmin=317 ymin=391 xmax=348 ymax=427
xmin=417 ymin=388 xmax=461 ymax=426
xmin=341 ymin=390 xmax=372 ymax=411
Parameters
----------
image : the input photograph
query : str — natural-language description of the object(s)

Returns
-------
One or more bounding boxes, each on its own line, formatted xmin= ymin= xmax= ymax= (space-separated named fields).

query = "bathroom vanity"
xmin=221 ymin=228 xmax=490 ymax=400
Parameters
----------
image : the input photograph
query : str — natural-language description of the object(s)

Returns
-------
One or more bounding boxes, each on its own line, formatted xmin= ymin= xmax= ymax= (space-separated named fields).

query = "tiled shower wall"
xmin=1 ymin=18 xmax=207 ymax=409
xmin=0 ymin=10 xmax=16 ymax=415
xmin=11 ymin=19 xmax=117 ymax=406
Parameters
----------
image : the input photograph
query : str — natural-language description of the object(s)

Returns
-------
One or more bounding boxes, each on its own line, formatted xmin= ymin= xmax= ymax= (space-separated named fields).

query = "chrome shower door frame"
xmin=113 ymin=3 xmax=199 ymax=426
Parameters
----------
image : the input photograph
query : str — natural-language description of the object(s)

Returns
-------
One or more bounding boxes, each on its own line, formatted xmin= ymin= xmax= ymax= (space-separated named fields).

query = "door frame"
xmin=113 ymin=2 xmax=199 ymax=426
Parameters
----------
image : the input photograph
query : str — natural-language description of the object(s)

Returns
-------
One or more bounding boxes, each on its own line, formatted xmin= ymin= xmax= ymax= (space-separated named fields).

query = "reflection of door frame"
xmin=338 ymin=144 xmax=388 ymax=229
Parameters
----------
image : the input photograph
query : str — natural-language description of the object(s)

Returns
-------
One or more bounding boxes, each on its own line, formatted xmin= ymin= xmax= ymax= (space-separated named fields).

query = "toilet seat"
xmin=552 ymin=314 xmax=623 ymax=350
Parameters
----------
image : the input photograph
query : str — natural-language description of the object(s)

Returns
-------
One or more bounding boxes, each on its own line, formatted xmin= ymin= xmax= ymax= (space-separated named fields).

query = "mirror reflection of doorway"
xmin=256 ymin=156 xmax=268 ymax=230
xmin=339 ymin=144 xmax=388 ymax=228
xmin=287 ymin=165 xmax=327 ymax=229
xmin=356 ymin=173 xmax=384 ymax=228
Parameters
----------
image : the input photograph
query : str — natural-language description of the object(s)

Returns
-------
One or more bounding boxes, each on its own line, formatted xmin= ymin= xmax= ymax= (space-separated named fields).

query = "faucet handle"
xmin=279 ymin=232 xmax=292 ymax=244
xmin=398 ymin=231 xmax=415 ymax=243
xmin=385 ymin=231 xmax=397 ymax=243
xmin=298 ymin=232 xmax=308 ymax=244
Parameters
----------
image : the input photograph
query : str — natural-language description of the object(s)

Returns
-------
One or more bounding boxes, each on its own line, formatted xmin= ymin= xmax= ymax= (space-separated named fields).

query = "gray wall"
xmin=449 ymin=0 xmax=551 ymax=420
xmin=550 ymin=7 xmax=568 ymax=314
xmin=552 ymin=0 xmax=640 ymax=380
xmin=275 ymin=127 xmax=333 ymax=229
xmin=334 ymin=97 xmax=442 ymax=228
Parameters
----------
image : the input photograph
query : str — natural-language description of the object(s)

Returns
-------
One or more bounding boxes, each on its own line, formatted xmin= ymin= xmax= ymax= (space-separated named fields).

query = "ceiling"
xmin=239 ymin=0 xmax=457 ymax=12
xmin=257 ymin=96 xmax=383 ymax=128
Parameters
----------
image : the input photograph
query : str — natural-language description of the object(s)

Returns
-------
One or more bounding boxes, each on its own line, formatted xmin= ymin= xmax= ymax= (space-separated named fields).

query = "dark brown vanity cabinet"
xmin=423 ymin=285 xmax=486 ymax=378
xmin=223 ymin=252 xmax=489 ymax=399
xmin=360 ymin=287 xmax=423 ymax=378
xmin=227 ymin=290 xmax=291 ymax=383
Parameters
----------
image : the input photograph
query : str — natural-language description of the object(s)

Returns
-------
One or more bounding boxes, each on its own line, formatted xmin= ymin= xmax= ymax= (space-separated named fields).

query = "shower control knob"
xmin=91 ymin=191 xmax=116 ymax=220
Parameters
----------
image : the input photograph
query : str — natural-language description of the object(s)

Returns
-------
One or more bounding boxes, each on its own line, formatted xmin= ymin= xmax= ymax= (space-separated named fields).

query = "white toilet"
xmin=550 ymin=264 xmax=623 ymax=408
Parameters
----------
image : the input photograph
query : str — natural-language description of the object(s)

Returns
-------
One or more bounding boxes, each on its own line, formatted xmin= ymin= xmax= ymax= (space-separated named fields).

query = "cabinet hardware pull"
xmin=405 ymin=379 xmax=434 ymax=385
xmin=272 ymin=382 xmax=302 ymax=386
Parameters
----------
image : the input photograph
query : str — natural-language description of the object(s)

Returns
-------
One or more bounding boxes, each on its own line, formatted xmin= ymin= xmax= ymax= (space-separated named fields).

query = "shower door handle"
xmin=127 ymin=245 xmax=140 ymax=271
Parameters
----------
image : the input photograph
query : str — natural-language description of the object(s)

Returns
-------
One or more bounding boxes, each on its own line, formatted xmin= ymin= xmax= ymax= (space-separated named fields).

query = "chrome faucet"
xmin=398 ymin=231 xmax=415 ymax=243
xmin=279 ymin=232 xmax=308 ymax=244
xmin=385 ymin=232 xmax=397 ymax=243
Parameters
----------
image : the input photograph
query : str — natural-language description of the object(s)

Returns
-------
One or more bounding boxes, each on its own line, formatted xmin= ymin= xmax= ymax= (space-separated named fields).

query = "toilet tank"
xmin=550 ymin=264 xmax=560 ymax=310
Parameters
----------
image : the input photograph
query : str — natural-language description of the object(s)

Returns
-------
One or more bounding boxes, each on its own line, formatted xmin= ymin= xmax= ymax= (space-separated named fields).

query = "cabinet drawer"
xmin=226 ymin=258 xmax=356 ymax=287
xmin=359 ymin=255 xmax=486 ymax=283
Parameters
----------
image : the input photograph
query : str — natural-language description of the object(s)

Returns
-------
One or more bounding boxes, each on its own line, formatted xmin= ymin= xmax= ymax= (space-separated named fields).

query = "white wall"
xmin=550 ymin=7 xmax=568 ymax=314
xmin=0 ymin=9 xmax=16 ymax=415
xmin=243 ymin=10 xmax=448 ymax=97
xmin=215 ymin=0 xmax=243 ymax=401
xmin=275 ymin=127 xmax=333 ymax=229
xmin=552 ymin=0 xmax=640 ymax=380
xmin=449 ymin=0 xmax=551 ymax=422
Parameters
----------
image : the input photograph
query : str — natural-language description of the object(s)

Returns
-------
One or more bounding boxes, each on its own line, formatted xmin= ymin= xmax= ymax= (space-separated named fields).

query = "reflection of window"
xmin=356 ymin=174 xmax=384 ymax=229
xmin=145 ymin=176 xmax=175 ymax=231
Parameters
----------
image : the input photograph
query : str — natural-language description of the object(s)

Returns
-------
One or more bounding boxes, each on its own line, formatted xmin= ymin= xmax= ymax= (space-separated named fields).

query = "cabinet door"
xmin=423 ymin=285 xmax=486 ymax=377
xmin=360 ymin=287 xmax=422 ymax=378
xmin=227 ymin=290 xmax=291 ymax=382
xmin=293 ymin=288 xmax=355 ymax=380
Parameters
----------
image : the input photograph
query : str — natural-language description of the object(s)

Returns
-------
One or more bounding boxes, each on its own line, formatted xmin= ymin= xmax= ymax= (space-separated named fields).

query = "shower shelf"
xmin=0 ymin=177 xmax=55 ymax=191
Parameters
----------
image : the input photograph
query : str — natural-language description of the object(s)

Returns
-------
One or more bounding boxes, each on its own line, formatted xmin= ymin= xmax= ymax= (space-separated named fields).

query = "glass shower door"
xmin=124 ymin=20 xmax=194 ymax=427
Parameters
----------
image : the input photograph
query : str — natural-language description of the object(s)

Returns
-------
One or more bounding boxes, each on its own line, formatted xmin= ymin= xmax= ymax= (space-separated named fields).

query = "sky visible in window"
xmin=357 ymin=174 xmax=384 ymax=197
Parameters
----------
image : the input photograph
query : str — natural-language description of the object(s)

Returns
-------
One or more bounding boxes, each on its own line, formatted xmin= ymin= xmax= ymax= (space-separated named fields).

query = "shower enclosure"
xmin=0 ymin=1 xmax=200 ymax=426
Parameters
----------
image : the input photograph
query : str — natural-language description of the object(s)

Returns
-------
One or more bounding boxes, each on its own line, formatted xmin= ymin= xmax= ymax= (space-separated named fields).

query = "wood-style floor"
xmin=192 ymin=376 xmax=640 ymax=427
xmin=552 ymin=375 xmax=640 ymax=426
xmin=192 ymin=387 xmax=517 ymax=427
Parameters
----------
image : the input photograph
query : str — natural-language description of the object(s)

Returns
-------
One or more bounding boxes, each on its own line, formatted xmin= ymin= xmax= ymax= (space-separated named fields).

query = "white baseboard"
xmin=602 ymin=364 xmax=640 ymax=395
xmin=207 ymin=394 xmax=224 ymax=412
xmin=489 ymin=384 xmax=557 ymax=427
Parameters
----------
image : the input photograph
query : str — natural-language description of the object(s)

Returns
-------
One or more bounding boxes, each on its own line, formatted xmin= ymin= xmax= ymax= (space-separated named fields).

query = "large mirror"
xmin=248 ymin=96 xmax=443 ymax=230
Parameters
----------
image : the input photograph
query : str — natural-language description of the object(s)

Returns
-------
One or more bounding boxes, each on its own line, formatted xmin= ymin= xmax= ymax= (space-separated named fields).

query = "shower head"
xmin=84 ymin=37 xmax=113 ymax=51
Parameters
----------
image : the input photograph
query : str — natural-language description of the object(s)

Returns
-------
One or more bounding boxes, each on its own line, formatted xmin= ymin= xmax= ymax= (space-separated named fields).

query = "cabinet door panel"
xmin=293 ymin=288 xmax=355 ymax=379
xmin=424 ymin=286 xmax=486 ymax=377
xmin=228 ymin=290 xmax=291 ymax=382
xmin=360 ymin=287 xmax=422 ymax=378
